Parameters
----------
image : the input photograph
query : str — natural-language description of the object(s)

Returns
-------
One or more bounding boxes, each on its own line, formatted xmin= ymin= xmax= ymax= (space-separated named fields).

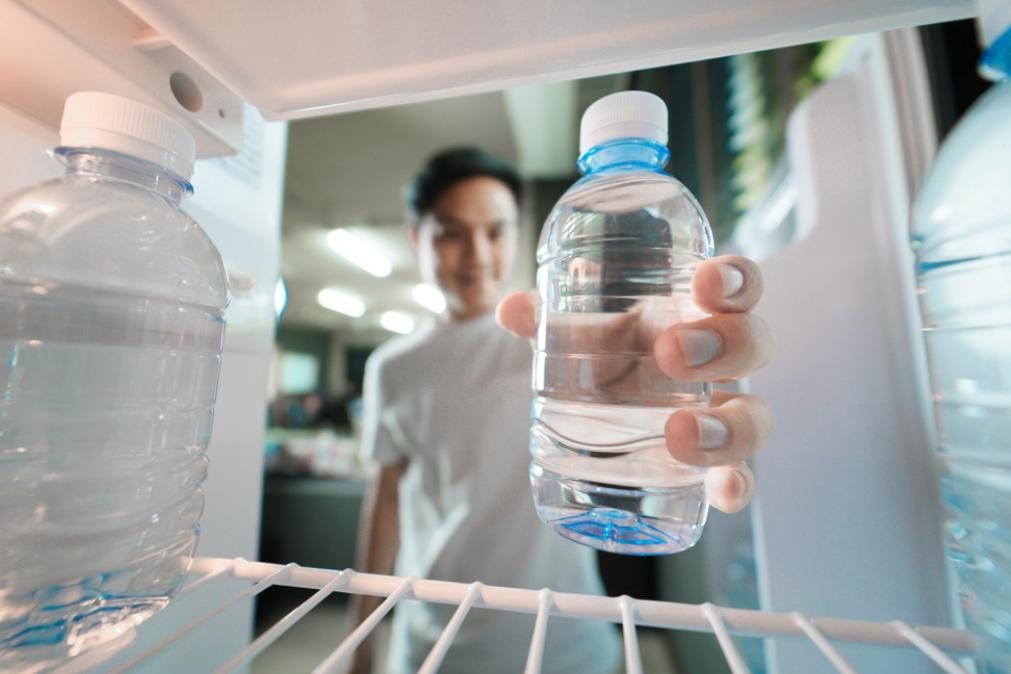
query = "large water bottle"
xmin=0 ymin=92 xmax=227 ymax=671
xmin=911 ymin=3 xmax=1011 ymax=670
xmin=529 ymin=91 xmax=713 ymax=555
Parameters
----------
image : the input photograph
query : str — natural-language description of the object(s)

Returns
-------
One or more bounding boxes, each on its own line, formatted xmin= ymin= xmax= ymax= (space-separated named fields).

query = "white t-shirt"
xmin=362 ymin=313 xmax=621 ymax=674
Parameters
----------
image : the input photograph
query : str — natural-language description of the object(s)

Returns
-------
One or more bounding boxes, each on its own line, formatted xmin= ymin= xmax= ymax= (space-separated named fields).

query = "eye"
xmin=487 ymin=225 xmax=502 ymax=241
xmin=436 ymin=228 xmax=462 ymax=242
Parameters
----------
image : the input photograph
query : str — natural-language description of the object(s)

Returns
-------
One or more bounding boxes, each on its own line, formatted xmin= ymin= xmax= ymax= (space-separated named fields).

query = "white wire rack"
xmin=90 ymin=557 xmax=976 ymax=674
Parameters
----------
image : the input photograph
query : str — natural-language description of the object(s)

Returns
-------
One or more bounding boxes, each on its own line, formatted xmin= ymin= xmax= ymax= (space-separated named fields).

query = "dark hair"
xmin=407 ymin=147 xmax=522 ymax=221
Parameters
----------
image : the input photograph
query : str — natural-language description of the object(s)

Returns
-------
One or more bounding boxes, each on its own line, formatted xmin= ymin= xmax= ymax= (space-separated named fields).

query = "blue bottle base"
xmin=0 ymin=593 xmax=166 ymax=674
xmin=0 ymin=560 xmax=188 ymax=673
xmin=530 ymin=463 xmax=707 ymax=556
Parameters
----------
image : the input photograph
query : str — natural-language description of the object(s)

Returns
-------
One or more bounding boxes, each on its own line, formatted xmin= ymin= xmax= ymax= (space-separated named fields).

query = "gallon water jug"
xmin=0 ymin=91 xmax=227 ymax=672
xmin=529 ymin=91 xmax=714 ymax=555
xmin=911 ymin=2 xmax=1011 ymax=670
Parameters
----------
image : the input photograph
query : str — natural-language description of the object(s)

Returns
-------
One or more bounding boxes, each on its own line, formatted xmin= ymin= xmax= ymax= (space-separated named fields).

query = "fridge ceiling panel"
xmin=117 ymin=0 xmax=974 ymax=120
xmin=1 ymin=0 xmax=244 ymax=158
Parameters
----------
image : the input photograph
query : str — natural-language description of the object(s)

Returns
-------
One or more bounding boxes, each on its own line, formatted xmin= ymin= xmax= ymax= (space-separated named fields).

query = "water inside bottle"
xmin=530 ymin=282 xmax=711 ymax=555
xmin=0 ymin=280 xmax=219 ymax=669
xmin=530 ymin=115 xmax=715 ymax=555
xmin=916 ymin=248 xmax=1011 ymax=670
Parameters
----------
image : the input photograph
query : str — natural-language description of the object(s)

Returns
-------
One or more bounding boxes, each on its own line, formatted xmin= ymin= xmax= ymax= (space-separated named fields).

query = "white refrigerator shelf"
xmin=90 ymin=556 xmax=976 ymax=674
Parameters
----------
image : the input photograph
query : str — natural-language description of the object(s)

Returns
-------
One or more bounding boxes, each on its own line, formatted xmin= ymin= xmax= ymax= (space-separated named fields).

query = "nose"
xmin=464 ymin=231 xmax=493 ymax=266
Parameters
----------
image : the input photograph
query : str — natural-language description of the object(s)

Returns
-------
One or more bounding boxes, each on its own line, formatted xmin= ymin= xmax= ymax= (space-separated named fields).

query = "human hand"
xmin=497 ymin=255 xmax=774 ymax=514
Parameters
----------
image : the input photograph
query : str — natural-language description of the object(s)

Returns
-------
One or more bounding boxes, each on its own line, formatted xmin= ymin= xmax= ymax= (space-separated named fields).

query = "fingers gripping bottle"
xmin=0 ymin=92 xmax=227 ymax=670
xmin=529 ymin=91 xmax=714 ymax=555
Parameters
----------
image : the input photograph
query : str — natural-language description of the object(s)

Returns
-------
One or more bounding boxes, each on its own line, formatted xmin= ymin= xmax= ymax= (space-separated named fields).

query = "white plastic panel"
xmin=0 ymin=104 xmax=61 ymax=196
xmin=748 ymin=31 xmax=953 ymax=674
xmin=117 ymin=0 xmax=974 ymax=120
xmin=0 ymin=0 xmax=242 ymax=158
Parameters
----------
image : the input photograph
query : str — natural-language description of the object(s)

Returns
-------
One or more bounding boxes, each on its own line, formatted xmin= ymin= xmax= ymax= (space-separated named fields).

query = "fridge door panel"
xmin=749 ymin=31 xmax=952 ymax=674
xmin=118 ymin=0 xmax=974 ymax=120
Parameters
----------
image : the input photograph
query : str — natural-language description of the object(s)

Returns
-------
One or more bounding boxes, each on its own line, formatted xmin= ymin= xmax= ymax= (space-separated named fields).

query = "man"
xmin=350 ymin=148 xmax=773 ymax=673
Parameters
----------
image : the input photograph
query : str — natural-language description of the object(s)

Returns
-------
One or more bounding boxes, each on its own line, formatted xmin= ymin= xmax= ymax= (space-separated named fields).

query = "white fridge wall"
xmin=0 ymin=105 xmax=61 ymax=191
xmin=749 ymin=33 xmax=952 ymax=674
xmin=0 ymin=104 xmax=287 ymax=672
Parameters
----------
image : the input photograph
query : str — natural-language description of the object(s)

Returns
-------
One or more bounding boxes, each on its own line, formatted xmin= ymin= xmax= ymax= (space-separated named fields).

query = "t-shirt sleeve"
xmin=360 ymin=353 xmax=410 ymax=464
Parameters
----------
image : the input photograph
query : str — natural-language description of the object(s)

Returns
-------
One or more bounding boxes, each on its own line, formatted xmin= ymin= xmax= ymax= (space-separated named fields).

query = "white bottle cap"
xmin=579 ymin=91 xmax=668 ymax=156
xmin=59 ymin=91 xmax=196 ymax=181
xmin=978 ymin=0 xmax=1011 ymax=48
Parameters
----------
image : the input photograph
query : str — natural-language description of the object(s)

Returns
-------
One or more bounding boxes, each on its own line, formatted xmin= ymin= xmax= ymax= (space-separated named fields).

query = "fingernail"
xmin=719 ymin=264 xmax=744 ymax=298
xmin=676 ymin=328 xmax=722 ymax=367
xmin=697 ymin=414 xmax=729 ymax=450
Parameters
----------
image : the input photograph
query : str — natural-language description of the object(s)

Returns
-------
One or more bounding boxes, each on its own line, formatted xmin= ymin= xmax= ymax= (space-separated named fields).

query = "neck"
xmin=60 ymin=149 xmax=191 ymax=204
xmin=577 ymin=138 xmax=670 ymax=175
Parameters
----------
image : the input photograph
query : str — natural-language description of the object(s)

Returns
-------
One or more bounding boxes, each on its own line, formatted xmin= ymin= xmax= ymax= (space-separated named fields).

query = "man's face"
xmin=412 ymin=176 xmax=519 ymax=320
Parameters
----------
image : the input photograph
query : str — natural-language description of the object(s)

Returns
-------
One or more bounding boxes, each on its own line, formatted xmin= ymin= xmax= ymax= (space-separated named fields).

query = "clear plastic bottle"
xmin=529 ymin=91 xmax=713 ymax=555
xmin=0 ymin=92 xmax=227 ymax=671
xmin=910 ymin=3 xmax=1011 ymax=670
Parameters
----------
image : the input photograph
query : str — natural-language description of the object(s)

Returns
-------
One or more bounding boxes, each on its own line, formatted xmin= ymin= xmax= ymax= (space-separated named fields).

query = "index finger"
xmin=693 ymin=255 xmax=763 ymax=314
xmin=496 ymin=290 xmax=536 ymax=339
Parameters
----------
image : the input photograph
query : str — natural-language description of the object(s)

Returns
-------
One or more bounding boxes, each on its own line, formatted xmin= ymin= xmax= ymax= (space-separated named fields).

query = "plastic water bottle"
xmin=0 ymin=92 xmax=227 ymax=670
xmin=911 ymin=3 xmax=1011 ymax=670
xmin=529 ymin=91 xmax=713 ymax=555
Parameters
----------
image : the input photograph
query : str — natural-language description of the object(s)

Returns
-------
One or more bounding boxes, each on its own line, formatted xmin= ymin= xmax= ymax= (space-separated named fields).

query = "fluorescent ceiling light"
xmin=326 ymin=228 xmax=392 ymax=278
xmin=412 ymin=284 xmax=447 ymax=313
xmin=317 ymin=288 xmax=365 ymax=317
xmin=380 ymin=310 xmax=415 ymax=335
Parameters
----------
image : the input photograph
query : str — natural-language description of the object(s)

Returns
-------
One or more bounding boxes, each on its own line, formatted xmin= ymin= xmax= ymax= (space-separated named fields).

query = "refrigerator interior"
xmin=0 ymin=1 xmax=997 ymax=673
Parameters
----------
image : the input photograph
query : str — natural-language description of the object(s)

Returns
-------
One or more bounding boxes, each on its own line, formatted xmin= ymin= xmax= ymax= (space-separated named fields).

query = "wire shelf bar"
xmin=891 ymin=621 xmax=971 ymax=674
xmin=79 ymin=557 xmax=977 ymax=674
xmin=311 ymin=575 xmax=416 ymax=674
xmin=523 ymin=589 xmax=553 ymax=674
xmin=214 ymin=571 xmax=350 ymax=674
xmin=105 ymin=563 xmax=294 ymax=674
xmin=702 ymin=603 xmax=751 ymax=674
xmin=416 ymin=582 xmax=482 ymax=674
xmin=790 ymin=611 xmax=859 ymax=674
xmin=619 ymin=595 xmax=644 ymax=674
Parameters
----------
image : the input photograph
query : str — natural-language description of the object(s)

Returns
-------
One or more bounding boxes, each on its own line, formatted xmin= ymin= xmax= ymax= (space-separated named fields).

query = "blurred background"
xmin=254 ymin=19 xmax=987 ymax=674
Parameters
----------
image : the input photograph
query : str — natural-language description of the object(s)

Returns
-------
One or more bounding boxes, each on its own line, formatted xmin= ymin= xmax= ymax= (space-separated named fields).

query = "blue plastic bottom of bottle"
xmin=0 ymin=575 xmax=177 ymax=672
xmin=530 ymin=462 xmax=708 ymax=556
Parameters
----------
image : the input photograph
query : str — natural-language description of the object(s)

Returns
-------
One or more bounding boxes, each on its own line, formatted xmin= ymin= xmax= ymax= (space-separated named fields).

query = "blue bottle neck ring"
xmin=577 ymin=138 xmax=671 ymax=175
xmin=980 ymin=25 xmax=1011 ymax=82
